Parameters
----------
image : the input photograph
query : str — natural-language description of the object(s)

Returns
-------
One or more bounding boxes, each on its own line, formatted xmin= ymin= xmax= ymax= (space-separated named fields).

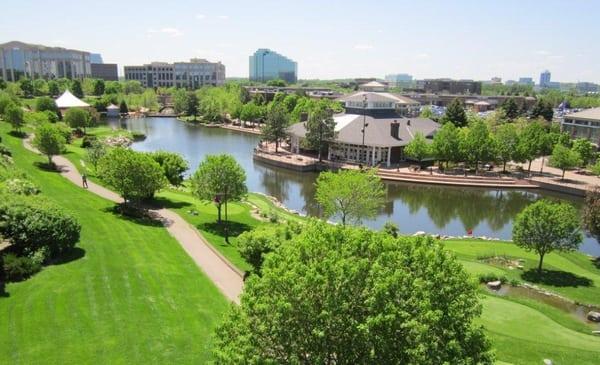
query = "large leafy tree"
xmin=531 ymin=99 xmax=554 ymax=121
xmin=459 ymin=120 xmax=496 ymax=172
xmin=33 ymin=123 xmax=66 ymax=165
xmin=185 ymin=91 xmax=199 ymax=119
xmin=582 ymin=187 xmax=600 ymax=242
xmin=304 ymin=102 xmax=336 ymax=162
xmin=190 ymin=154 xmax=247 ymax=225
xmin=215 ymin=220 xmax=493 ymax=364
xmin=85 ymin=140 xmax=107 ymax=172
xmin=549 ymin=144 xmax=582 ymax=180
xmin=571 ymin=138 xmax=595 ymax=167
xmin=149 ymin=150 xmax=189 ymax=186
xmin=315 ymin=169 xmax=385 ymax=226
xmin=441 ymin=98 xmax=467 ymax=127
xmin=35 ymin=96 xmax=59 ymax=116
xmin=517 ymin=121 xmax=546 ymax=173
xmin=404 ymin=132 xmax=431 ymax=165
xmin=64 ymin=107 xmax=91 ymax=132
xmin=19 ymin=78 xmax=34 ymax=98
xmin=262 ymin=104 xmax=289 ymax=152
xmin=172 ymin=88 xmax=188 ymax=114
xmin=97 ymin=147 xmax=167 ymax=205
xmin=512 ymin=199 xmax=582 ymax=273
xmin=3 ymin=103 xmax=24 ymax=132
xmin=494 ymin=123 xmax=520 ymax=172
xmin=432 ymin=122 xmax=461 ymax=168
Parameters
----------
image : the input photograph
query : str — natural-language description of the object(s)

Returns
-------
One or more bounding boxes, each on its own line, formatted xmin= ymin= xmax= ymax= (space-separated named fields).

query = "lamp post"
xmin=361 ymin=94 xmax=369 ymax=165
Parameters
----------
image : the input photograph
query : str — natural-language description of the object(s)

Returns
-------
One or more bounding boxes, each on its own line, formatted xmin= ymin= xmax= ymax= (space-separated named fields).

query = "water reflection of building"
xmin=288 ymin=90 xmax=438 ymax=166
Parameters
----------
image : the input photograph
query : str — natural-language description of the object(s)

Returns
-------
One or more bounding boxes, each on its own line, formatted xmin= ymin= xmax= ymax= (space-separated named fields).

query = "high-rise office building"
xmin=249 ymin=49 xmax=297 ymax=84
xmin=0 ymin=41 xmax=91 ymax=81
xmin=384 ymin=73 xmax=413 ymax=87
xmin=539 ymin=70 xmax=551 ymax=87
xmin=124 ymin=58 xmax=225 ymax=88
xmin=518 ymin=77 xmax=534 ymax=86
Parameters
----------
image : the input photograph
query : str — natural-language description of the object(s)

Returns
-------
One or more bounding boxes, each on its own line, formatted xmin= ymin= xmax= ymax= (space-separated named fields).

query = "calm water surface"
xmin=109 ymin=117 xmax=600 ymax=256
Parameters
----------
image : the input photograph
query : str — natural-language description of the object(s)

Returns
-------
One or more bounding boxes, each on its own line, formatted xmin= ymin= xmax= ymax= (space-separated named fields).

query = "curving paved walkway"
xmin=24 ymin=138 xmax=244 ymax=303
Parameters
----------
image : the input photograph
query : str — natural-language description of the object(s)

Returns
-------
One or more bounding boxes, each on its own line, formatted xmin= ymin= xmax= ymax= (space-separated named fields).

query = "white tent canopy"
xmin=106 ymin=103 xmax=119 ymax=110
xmin=55 ymin=90 xmax=90 ymax=108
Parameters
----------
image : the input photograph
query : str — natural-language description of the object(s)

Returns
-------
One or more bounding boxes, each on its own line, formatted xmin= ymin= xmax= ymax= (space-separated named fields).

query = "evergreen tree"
xmin=119 ymin=100 xmax=129 ymax=114
xmin=263 ymin=104 xmax=289 ymax=153
xmin=501 ymin=98 xmax=519 ymax=120
xmin=71 ymin=80 xmax=84 ymax=98
xmin=93 ymin=79 xmax=105 ymax=96
xmin=304 ymin=103 xmax=336 ymax=162
xmin=441 ymin=98 xmax=467 ymax=127
xmin=531 ymin=99 xmax=554 ymax=121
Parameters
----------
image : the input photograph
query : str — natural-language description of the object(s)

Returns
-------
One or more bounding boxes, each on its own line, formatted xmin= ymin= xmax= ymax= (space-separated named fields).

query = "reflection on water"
xmin=107 ymin=117 xmax=600 ymax=256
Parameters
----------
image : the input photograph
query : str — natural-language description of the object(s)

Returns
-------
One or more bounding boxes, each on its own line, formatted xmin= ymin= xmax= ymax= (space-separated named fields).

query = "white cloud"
xmin=217 ymin=15 xmax=229 ymax=20
xmin=147 ymin=27 xmax=184 ymax=37
xmin=354 ymin=44 xmax=374 ymax=50
xmin=534 ymin=50 xmax=550 ymax=56
xmin=195 ymin=14 xmax=206 ymax=20
xmin=415 ymin=53 xmax=430 ymax=59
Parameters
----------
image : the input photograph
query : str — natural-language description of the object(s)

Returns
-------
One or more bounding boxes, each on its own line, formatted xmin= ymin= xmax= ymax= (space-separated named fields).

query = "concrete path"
xmin=24 ymin=138 xmax=244 ymax=303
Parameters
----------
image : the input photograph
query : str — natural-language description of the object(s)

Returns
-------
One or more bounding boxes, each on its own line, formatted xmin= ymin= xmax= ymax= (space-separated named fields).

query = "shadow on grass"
xmin=151 ymin=196 xmax=193 ymax=210
xmin=33 ymin=161 xmax=62 ymax=173
xmin=522 ymin=269 xmax=593 ymax=288
xmin=8 ymin=130 xmax=26 ymax=139
xmin=48 ymin=247 xmax=86 ymax=266
xmin=102 ymin=204 xmax=164 ymax=227
xmin=0 ymin=281 xmax=7 ymax=298
xmin=593 ymin=257 xmax=600 ymax=270
xmin=199 ymin=221 xmax=253 ymax=241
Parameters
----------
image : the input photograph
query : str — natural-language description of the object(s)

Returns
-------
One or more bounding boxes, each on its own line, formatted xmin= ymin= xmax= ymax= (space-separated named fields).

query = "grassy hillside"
xmin=0 ymin=124 xmax=228 ymax=364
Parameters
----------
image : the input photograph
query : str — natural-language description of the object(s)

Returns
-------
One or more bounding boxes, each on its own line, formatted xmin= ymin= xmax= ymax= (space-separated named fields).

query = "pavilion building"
xmin=287 ymin=91 xmax=438 ymax=166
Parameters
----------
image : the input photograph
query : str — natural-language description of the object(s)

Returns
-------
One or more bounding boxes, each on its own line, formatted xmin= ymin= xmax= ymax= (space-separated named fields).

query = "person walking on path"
xmin=82 ymin=173 xmax=88 ymax=188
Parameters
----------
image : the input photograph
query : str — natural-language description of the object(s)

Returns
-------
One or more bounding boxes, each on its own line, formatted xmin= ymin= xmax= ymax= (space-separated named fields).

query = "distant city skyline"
xmin=1 ymin=0 xmax=599 ymax=83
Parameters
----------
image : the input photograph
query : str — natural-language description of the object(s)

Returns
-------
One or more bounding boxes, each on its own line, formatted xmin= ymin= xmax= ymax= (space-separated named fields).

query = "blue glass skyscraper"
xmin=249 ymin=49 xmax=297 ymax=84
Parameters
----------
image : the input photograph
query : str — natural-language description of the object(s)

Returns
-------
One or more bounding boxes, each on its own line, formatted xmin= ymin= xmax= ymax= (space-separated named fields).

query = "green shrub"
xmin=4 ymin=178 xmax=40 ymax=195
xmin=268 ymin=209 xmax=279 ymax=223
xmin=55 ymin=122 xmax=72 ymax=144
xmin=81 ymin=135 xmax=98 ymax=148
xmin=478 ymin=273 xmax=508 ymax=284
xmin=2 ymin=253 xmax=41 ymax=281
xmin=0 ymin=196 xmax=81 ymax=257
xmin=0 ymin=144 xmax=11 ymax=156
xmin=131 ymin=131 xmax=146 ymax=141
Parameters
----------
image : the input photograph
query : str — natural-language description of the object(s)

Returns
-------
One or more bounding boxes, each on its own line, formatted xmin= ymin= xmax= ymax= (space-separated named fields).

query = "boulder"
xmin=543 ymin=359 xmax=553 ymax=365
xmin=413 ymin=231 xmax=426 ymax=236
xmin=486 ymin=280 xmax=502 ymax=290
xmin=587 ymin=311 xmax=600 ymax=322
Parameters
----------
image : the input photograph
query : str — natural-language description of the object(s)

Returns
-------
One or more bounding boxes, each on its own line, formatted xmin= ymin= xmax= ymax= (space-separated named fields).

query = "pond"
xmin=108 ymin=117 xmax=600 ymax=256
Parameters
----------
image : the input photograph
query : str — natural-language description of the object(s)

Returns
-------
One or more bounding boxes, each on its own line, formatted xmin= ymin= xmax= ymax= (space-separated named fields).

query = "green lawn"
xmin=59 ymin=124 xmax=600 ymax=364
xmin=0 ymin=124 xmax=228 ymax=364
xmin=445 ymin=239 xmax=600 ymax=306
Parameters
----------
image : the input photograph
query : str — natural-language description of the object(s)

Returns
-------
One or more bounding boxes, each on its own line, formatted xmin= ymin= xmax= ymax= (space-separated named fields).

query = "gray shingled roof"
xmin=288 ymin=114 xmax=439 ymax=147
xmin=337 ymin=91 xmax=420 ymax=105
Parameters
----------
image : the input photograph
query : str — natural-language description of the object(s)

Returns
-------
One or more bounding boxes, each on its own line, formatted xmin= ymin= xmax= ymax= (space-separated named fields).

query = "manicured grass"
xmin=60 ymin=124 xmax=600 ymax=364
xmin=479 ymin=295 xmax=600 ymax=365
xmin=445 ymin=239 xmax=600 ymax=306
xmin=0 ymin=124 xmax=228 ymax=364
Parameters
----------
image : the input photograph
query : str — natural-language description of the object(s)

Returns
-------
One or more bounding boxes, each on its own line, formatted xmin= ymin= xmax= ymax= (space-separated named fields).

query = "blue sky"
xmin=1 ymin=0 xmax=599 ymax=82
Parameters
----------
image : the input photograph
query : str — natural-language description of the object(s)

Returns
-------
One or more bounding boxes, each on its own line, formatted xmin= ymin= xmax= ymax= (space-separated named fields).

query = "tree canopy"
xmin=262 ymin=104 xmax=289 ymax=152
xmin=215 ymin=220 xmax=493 ymax=364
xmin=97 ymin=147 xmax=167 ymax=204
xmin=33 ymin=123 xmax=66 ymax=165
xmin=148 ymin=150 xmax=189 ymax=186
xmin=512 ymin=199 xmax=582 ymax=273
xmin=190 ymin=154 xmax=247 ymax=225
xmin=549 ymin=144 xmax=582 ymax=179
xmin=582 ymin=187 xmax=600 ymax=242
xmin=3 ymin=103 xmax=24 ymax=132
xmin=404 ymin=132 xmax=431 ymax=165
xmin=304 ymin=102 xmax=336 ymax=162
xmin=64 ymin=108 xmax=91 ymax=132
xmin=315 ymin=169 xmax=385 ymax=226
xmin=441 ymin=98 xmax=467 ymax=127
